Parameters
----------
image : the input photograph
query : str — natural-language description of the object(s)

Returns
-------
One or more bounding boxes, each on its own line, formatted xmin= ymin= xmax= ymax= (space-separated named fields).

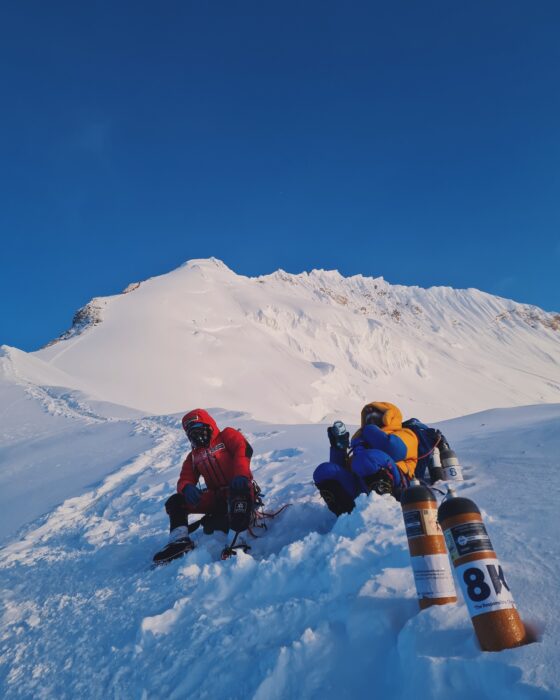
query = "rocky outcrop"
xmin=43 ymin=281 xmax=141 ymax=348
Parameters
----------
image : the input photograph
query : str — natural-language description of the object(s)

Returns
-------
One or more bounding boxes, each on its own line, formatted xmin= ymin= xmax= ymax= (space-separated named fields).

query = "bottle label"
xmin=455 ymin=557 xmax=516 ymax=617
xmin=444 ymin=521 xmax=493 ymax=561
xmin=404 ymin=509 xmax=440 ymax=538
xmin=443 ymin=465 xmax=463 ymax=481
xmin=411 ymin=554 xmax=456 ymax=598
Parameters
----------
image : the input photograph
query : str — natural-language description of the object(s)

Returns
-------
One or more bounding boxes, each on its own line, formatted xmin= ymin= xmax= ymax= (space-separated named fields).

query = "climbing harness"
xmin=187 ymin=481 xmax=292 ymax=560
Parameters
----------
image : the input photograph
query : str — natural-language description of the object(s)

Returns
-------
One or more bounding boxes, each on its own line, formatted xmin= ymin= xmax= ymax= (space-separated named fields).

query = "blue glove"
xmin=182 ymin=484 xmax=201 ymax=505
xmin=230 ymin=475 xmax=249 ymax=492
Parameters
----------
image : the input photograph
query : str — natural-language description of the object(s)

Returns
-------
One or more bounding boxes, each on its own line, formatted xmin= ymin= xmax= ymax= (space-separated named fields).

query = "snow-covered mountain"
xmin=2 ymin=257 xmax=558 ymax=423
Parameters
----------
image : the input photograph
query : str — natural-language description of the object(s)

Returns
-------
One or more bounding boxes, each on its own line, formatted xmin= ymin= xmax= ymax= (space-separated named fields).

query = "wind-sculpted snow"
xmin=0 ymin=384 xmax=559 ymax=698
xmin=7 ymin=257 xmax=556 ymax=423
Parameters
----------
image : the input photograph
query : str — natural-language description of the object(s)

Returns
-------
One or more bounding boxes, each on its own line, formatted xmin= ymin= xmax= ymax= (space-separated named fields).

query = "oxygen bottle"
xmin=438 ymin=487 xmax=526 ymax=651
xmin=440 ymin=441 xmax=464 ymax=481
xmin=401 ymin=479 xmax=457 ymax=609
xmin=428 ymin=446 xmax=444 ymax=483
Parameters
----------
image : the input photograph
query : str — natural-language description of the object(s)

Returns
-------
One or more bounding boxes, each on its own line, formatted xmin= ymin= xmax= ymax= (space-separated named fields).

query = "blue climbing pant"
xmin=313 ymin=449 xmax=405 ymax=514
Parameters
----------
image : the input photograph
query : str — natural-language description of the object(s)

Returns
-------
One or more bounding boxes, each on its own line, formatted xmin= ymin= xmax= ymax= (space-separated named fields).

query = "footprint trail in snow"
xmin=0 ymin=396 xmax=559 ymax=699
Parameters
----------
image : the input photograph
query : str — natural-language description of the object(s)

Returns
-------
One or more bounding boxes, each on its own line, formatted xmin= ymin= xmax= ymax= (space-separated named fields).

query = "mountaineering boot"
xmin=364 ymin=468 xmax=394 ymax=496
xmin=316 ymin=479 xmax=355 ymax=516
xmin=152 ymin=525 xmax=195 ymax=566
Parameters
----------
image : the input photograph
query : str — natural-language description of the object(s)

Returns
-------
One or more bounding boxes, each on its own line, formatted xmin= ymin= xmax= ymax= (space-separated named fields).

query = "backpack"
xmin=402 ymin=418 xmax=444 ymax=483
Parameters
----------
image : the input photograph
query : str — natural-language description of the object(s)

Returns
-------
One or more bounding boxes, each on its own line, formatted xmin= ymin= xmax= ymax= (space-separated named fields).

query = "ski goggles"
xmin=183 ymin=420 xmax=207 ymax=435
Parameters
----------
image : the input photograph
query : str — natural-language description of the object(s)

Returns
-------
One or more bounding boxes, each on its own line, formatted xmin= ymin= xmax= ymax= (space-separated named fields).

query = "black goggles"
xmin=185 ymin=422 xmax=207 ymax=435
xmin=183 ymin=419 xmax=203 ymax=432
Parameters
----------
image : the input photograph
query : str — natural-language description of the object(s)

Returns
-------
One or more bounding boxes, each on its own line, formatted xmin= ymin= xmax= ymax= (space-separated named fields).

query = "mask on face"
xmin=364 ymin=407 xmax=385 ymax=428
xmin=186 ymin=422 xmax=212 ymax=448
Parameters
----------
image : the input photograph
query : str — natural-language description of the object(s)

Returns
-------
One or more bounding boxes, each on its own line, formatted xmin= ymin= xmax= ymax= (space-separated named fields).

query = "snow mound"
xmin=0 ymin=387 xmax=559 ymax=698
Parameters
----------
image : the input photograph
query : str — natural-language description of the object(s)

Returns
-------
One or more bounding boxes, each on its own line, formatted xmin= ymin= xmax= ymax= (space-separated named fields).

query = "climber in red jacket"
xmin=153 ymin=408 xmax=254 ymax=565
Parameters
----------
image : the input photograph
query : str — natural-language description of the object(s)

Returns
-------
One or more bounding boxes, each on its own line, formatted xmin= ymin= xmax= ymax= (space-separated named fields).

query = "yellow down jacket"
xmin=353 ymin=401 xmax=418 ymax=478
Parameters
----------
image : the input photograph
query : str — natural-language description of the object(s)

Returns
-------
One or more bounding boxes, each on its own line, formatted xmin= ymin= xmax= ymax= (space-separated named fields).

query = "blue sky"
xmin=1 ymin=1 xmax=559 ymax=351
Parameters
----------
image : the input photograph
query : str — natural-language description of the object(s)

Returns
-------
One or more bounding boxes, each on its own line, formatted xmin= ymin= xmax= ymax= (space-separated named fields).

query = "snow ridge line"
xmin=0 ymin=350 xmax=107 ymax=424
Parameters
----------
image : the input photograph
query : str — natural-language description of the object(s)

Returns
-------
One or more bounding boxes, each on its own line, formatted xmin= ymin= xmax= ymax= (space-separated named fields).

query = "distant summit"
xmin=2 ymin=257 xmax=557 ymax=423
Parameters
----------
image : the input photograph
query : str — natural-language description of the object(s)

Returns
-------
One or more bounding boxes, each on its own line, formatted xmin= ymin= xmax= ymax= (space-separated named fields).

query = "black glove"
xmin=328 ymin=424 xmax=350 ymax=451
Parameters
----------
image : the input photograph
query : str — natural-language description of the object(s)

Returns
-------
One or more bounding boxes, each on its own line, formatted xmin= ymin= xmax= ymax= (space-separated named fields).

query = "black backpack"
xmin=402 ymin=418 xmax=444 ymax=483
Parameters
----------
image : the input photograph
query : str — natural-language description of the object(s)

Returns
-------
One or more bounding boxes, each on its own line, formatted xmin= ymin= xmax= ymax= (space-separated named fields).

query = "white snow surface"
xmin=1 ymin=258 xmax=559 ymax=697
xmin=0 ymin=369 xmax=559 ymax=699
xmin=1 ymin=257 xmax=558 ymax=423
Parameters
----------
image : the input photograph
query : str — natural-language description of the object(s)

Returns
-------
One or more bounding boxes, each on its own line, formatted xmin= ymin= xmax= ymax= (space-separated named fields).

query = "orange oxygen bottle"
xmin=438 ymin=488 xmax=526 ymax=651
xmin=401 ymin=479 xmax=457 ymax=609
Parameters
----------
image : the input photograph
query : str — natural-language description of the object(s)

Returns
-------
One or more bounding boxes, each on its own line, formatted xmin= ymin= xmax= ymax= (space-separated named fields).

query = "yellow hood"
xmin=355 ymin=400 xmax=418 ymax=477
xmin=360 ymin=401 xmax=403 ymax=430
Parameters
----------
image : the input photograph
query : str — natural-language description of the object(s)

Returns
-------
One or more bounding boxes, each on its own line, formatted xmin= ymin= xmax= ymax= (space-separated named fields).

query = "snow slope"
xmin=1 ymin=258 xmax=559 ymax=698
xmin=0 ymin=378 xmax=559 ymax=699
xmin=2 ymin=257 xmax=557 ymax=423
xmin=0 ymin=380 xmax=152 ymax=543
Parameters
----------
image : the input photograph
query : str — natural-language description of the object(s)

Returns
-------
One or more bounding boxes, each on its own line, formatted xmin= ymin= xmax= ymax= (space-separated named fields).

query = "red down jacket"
xmin=177 ymin=408 xmax=253 ymax=493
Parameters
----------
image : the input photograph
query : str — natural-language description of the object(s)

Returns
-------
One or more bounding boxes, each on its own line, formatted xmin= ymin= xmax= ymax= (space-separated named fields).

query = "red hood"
xmin=181 ymin=408 xmax=220 ymax=443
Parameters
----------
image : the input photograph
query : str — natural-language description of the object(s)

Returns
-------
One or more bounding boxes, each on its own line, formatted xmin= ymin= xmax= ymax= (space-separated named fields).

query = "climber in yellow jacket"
xmin=313 ymin=401 xmax=419 ymax=516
